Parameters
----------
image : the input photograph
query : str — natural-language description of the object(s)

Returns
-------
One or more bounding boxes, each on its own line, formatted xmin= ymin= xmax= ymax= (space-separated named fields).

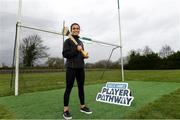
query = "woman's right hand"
xmin=77 ymin=45 xmax=83 ymax=51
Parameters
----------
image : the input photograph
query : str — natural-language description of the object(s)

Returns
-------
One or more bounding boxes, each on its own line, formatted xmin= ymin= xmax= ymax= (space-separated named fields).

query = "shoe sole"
xmin=80 ymin=110 xmax=92 ymax=114
xmin=63 ymin=114 xmax=72 ymax=120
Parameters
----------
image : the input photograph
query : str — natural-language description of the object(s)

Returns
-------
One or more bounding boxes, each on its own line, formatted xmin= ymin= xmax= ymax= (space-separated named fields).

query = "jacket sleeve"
xmin=62 ymin=40 xmax=78 ymax=59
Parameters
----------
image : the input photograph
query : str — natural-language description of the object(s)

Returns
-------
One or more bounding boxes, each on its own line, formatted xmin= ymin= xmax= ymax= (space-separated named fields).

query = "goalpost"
xmin=14 ymin=0 xmax=124 ymax=96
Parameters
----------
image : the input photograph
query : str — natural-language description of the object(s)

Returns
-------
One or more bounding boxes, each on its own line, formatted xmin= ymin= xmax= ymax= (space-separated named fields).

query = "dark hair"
xmin=70 ymin=23 xmax=80 ymax=31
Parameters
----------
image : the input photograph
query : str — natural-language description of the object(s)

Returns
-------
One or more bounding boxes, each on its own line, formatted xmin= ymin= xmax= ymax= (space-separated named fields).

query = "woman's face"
xmin=71 ymin=25 xmax=80 ymax=36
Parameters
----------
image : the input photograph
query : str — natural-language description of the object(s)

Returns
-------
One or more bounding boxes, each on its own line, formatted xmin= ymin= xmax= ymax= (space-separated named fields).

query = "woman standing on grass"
xmin=62 ymin=23 xmax=92 ymax=119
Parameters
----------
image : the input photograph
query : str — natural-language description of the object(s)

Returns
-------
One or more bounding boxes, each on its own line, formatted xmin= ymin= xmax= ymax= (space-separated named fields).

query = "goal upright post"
xmin=117 ymin=0 xmax=124 ymax=81
xmin=14 ymin=0 xmax=22 ymax=96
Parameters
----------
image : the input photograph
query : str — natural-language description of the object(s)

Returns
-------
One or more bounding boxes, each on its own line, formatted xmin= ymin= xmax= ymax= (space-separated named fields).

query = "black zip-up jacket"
xmin=62 ymin=36 xmax=85 ymax=68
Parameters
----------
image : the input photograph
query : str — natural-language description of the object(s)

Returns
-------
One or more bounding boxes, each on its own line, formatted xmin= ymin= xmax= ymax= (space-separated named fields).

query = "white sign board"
xmin=96 ymin=82 xmax=134 ymax=106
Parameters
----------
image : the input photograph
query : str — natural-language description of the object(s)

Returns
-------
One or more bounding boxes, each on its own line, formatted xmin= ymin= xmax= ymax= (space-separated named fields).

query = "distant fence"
xmin=0 ymin=68 xmax=64 ymax=74
xmin=0 ymin=68 xmax=113 ymax=74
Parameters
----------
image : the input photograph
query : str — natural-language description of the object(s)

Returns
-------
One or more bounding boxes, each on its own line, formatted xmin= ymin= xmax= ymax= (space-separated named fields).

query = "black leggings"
xmin=64 ymin=68 xmax=85 ymax=106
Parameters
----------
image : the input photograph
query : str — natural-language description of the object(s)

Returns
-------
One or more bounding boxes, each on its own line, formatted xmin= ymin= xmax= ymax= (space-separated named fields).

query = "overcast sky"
xmin=0 ymin=0 xmax=180 ymax=66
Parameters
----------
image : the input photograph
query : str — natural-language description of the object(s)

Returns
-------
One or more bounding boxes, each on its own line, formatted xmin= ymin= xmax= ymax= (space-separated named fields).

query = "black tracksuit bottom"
xmin=64 ymin=68 xmax=85 ymax=106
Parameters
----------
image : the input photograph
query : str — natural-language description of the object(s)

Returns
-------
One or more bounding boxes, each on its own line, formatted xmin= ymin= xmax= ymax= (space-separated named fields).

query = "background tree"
xmin=166 ymin=51 xmax=180 ymax=69
xmin=159 ymin=44 xmax=174 ymax=58
xmin=20 ymin=34 xmax=49 ymax=67
xmin=125 ymin=50 xmax=141 ymax=69
xmin=85 ymin=63 xmax=95 ymax=69
xmin=142 ymin=46 xmax=153 ymax=55
xmin=111 ymin=60 xmax=120 ymax=69
xmin=45 ymin=57 xmax=64 ymax=68
xmin=0 ymin=63 xmax=8 ymax=68
xmin=94 ymin=60 xmax=113 ymax=68
xmin=125 ymin=49 xmax=161 ymax=70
